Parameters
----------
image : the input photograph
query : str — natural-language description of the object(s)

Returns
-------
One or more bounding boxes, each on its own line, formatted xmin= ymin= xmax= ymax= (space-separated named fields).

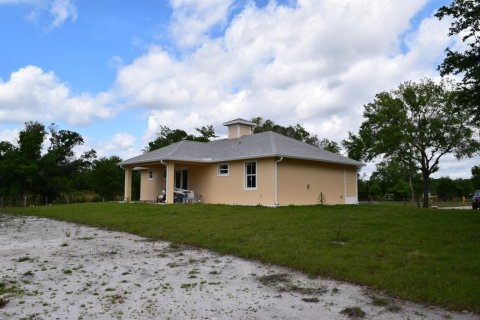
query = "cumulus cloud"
xmin=113 ymin=0 xmax=453 ymax=146
xmin=0 ymin=0 xmax=77 ymax=28
xmin=86 ymin=133 xmax=140 ymax=160
xmin=169 ymin=0 xmax=234 ymax=48
xmin=49 ymin=0 xmax=77 ymax=27
xmin=0 ymin=65 xmax=114 ymax=126
xmin=0 ymin=128 xmax=20 ymax=145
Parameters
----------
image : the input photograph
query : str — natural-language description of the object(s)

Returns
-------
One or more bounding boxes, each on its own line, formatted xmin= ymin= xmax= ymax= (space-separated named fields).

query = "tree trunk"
xmin=409 ymin=174 xmax=415 ymax=203
xmin=422 ymin=171 xmax=429 ymax=208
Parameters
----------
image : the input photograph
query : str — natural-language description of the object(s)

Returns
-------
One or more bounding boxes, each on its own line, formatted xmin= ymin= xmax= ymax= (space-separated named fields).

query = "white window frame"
xmin=148 ymin=170 xmax=154 ymax=180
xmin=244 ymin=161 xmax=257 ymax=190
xmin=217 ymin=163 xmax=229 ymax=176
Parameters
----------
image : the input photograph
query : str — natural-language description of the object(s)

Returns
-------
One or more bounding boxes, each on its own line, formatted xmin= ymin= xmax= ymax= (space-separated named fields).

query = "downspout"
xmin=160 ymin=160 xmax=168 ymax=203
xmin=274 ymin=157 xmax=284 ymax=207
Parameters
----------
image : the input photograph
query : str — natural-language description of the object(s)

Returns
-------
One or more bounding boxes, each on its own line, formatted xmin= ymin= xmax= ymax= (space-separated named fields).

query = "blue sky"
xmin=0 ymin=0 xmax=476 ymax=178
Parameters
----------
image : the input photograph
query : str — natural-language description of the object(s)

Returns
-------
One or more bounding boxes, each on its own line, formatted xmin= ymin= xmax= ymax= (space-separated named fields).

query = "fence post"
xmin=24 ymin=195 xmax=27 ymax=207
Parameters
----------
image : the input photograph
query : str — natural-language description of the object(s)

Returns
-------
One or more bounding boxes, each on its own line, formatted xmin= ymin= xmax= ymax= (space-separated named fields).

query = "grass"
xmin=4 ymin=202 xmax=480 ymax=313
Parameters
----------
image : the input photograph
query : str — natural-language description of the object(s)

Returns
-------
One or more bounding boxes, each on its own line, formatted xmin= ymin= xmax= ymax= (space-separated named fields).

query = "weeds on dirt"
xmin=302 ymin=297 xmax=319 ymax=303
xmin=257 ymin=273 xmax=290 ymax=286
xmin=17 ymin=256 xmax=32 ymax=262
xmin=6 ymin=202 xmax=480 ymax=313
xmin=180 ymin=283 xmax=197 ymax=290
xmin=371 ymin=296 xmax=389 ymax=306
xmin=340 ymin=306 xmax=366 ymax=319
xmin=0 ymin=298 xmax=8 ymax=308
xmin=386 ymin=304 xmax=402 ymax=313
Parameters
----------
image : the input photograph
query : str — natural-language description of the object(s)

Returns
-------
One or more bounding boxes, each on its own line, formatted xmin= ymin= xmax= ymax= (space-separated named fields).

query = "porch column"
xmin=166 ymin=162 xmax=175 ymax=203
xmin=124 ymin=167 xmax=132 ymax=202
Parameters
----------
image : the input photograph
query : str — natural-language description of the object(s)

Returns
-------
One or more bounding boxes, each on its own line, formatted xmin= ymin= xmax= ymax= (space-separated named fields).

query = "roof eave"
xmin=119 ymin=154 xmax=364 ymax=167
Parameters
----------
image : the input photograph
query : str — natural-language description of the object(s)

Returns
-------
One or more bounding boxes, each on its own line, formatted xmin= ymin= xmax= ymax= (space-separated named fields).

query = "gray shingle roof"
xmin=222 ymin=118 xmax=256 ymax=127
xmin=119 ymin=131 xmax=364 ymax=167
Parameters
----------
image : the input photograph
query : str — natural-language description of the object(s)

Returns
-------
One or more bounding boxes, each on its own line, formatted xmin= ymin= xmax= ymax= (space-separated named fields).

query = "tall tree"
xmin=351 ymin=78 xmax=478 ymax=208
xmin=318 ymin=138 xmax=341 ymax=154
xmin=436 ymin=0 xmax=480 ymax=118
xmin=472 ymin=165 xmax=480 ymax=189
xmin=41 ymin=124 xmax=95 ymax=201
xmin=18 ymin=122 xmax=47 ymax=197
xmin=146 ymin=125 xmax=217 ymax=152
xmin=251 ymin=117 xmax=321 ymax=147
xmin=88 ymin=156 xmax=124 ymax=200
xmin=370 ymin=159 xmax=421 ymax=203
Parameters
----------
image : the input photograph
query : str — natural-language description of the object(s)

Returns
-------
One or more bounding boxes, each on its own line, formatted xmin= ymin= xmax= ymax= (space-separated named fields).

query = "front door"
xmin=175 ymin=169 xmax=188 ymax=189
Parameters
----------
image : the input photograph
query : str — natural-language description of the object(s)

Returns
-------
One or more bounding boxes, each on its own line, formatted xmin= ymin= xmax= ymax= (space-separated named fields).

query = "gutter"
xmin=160 ymin=160 xmax=168 ymax=203
xmin=274 ymin=157 xmax=284 ymax=207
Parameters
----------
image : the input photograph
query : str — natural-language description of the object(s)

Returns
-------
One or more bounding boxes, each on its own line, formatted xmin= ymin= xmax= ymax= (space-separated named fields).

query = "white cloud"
xmin=102 ymin=133 xmax=136 ymax=152
xmin=49 ymin=0 xmax=77 ymax=28
xmin=169 ymin=0 xmax=234 ymax=48
xmin=0 ymin=0 xmax=77 ymax=28
xmin=113 ymin=0 xmax=453 ymax=144
xmin=0 ymin=128 xmax=20 ymax=145
xmin=0 ymin=65 xmax=114 ymax=126
xmin=87 ymin=133 xmax=141 ymax=160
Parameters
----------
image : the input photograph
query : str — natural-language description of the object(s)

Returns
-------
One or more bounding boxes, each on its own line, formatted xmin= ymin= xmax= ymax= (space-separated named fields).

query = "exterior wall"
xmin=189 ymin=158 xmax=275 ymax=206
xmin=277 ymin=159 xmax=357 ymax=205
xmin=136 ymin=158 xmax=358 ymax=206
xmin=227 ymin=125 xmax=252 ymax=139
xmin=139 ymin=168 xmax=166 ymax=201
xmin=344 ymin=167 xmax=358 ymax=204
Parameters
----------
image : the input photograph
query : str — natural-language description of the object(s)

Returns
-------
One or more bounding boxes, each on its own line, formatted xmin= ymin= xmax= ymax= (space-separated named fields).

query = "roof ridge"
xmin=167 ymin=140 xmax=188 ymax=157
xmin=268 ymin=131 xmax=278 ymax=154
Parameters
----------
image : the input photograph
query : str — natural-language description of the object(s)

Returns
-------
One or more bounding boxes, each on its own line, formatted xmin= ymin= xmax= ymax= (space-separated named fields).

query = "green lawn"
xmin=3 ymin=203 xmax=479 ymax=313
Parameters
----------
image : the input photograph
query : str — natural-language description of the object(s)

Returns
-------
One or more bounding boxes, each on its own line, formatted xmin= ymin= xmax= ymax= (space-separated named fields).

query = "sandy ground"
xmin=0 ymin=215 xmax=477 ymax=320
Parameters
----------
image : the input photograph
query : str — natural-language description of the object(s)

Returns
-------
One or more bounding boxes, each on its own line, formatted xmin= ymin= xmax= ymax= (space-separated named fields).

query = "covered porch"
xmin=123 ymin=160 xmax=206 ymax=204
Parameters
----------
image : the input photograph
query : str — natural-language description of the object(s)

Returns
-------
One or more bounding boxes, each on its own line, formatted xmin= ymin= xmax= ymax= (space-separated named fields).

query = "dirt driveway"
xmin=0 ymin=215 xmax=477 ymax=319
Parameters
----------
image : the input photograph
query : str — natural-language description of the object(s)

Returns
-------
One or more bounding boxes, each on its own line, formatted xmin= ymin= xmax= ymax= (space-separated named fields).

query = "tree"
xmin=471 ymin=165 xmax=480 ymax=189
xmin=351 ymin=78 xmax=478 ymax=208
xmin=145 ymin=125 xmax=217 ymax=152
xmin=89 ymin=156 xmax=124 ymax=200
xmin=318 ymin=138 xmax=341 ymax=154
xmin=40 ymin=124 xmax=95 ymax=201
xmin=17 ymin=122 xmax=47 ymax=198
xmin=436 ymin=0 xmax=480 ymax=118
xmin=370 ymin=159 xmax=421 ymax=203
xmin=342 ymin=132 xmax=365 ymax=161
xmin=251 ymin=117 xmax=321 ymax=147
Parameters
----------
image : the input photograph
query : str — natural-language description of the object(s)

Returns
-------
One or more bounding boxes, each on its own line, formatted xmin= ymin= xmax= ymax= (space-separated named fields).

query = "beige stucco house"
xmin=120 ymin=119 xmax=363 ymax=206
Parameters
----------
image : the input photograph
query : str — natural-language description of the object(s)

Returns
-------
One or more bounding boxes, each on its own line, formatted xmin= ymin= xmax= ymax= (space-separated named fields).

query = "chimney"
xmin=222 ymin=118 xmax=256 ymax=139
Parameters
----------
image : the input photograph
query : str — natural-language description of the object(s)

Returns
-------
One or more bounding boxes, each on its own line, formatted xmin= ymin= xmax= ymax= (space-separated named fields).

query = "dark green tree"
xmin=350 ymin=78 xmax=478 ymax=208
xmin=251 ymin=117 xmax=320 ymax=146
xmin=471 ymin=165 xmax=480 ymax=189
xmin=18 ymin=122 xmax=47 ymax=198
xmin=342 ymin=132 xmax=365 ymax=161
xmin=389 ymin=179 xmax=411 ymax=200
xmin=40 ymin=124 xmax=95 ymax=201
xmin=434 ymin=177 xmax=460 ymax=201
xmin=318 ymin=138 xmax=341 ymax=154
xmin=88 ymin=156 xmax=124 ymax=200
xmin=436 ymin=0 xmax=480 ymax=118
xmin=370 ymin=159 xmax=421 ymax=203
xmin=145 ymin=125 xmax=217 ymax=152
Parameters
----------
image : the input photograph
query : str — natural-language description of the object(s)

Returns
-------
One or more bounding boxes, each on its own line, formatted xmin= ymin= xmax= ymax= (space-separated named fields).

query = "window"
xmin=175 ymin=169 xmax=188 ymax=189
xmin=218 ymin=164 xmax=229 ymax=176
xmin=148 ymin=170 xmax=154 ymax=180
xmin=245 ymin=161 xmax=256 ymax=189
